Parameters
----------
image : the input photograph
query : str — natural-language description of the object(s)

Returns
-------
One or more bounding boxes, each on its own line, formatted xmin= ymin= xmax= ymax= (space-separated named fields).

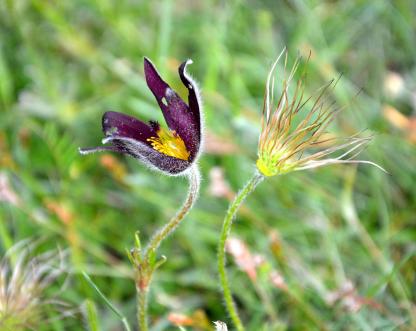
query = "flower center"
xmin=256 ymin=149 xmax=295 ymax=177
xmin=147 ymin=128 xmax=190 ymax=161
xmin=256 ymin=156 xmax=278 ymax=177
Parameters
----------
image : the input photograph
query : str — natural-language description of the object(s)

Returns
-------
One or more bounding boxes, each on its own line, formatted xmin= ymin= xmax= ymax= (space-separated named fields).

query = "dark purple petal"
xmin=144 ymin=58 xmax=200 ymax=160
xmin=102 ymin=111 xmax=156 ymax=144
xmin=103 ymin=136 xmax=191 ymax=175
xmin=178 ymin=60 xmax=201 ymax=142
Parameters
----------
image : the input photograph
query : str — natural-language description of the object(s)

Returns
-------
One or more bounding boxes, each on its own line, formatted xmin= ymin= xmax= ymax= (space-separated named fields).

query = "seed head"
xmin=0 ymin=241 xmax=67 ymax=331
xmin=256 ymin=49 xmax=384 ymax=177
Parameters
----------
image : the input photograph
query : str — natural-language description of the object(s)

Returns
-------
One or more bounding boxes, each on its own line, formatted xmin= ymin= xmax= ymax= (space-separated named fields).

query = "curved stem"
xmin=145 ymin=165 xmax=200 ymax=257
xmin=137 ymin=165 xmax=200 ymax=331
xmin=218 ymin=171 xmax=264 ymax=331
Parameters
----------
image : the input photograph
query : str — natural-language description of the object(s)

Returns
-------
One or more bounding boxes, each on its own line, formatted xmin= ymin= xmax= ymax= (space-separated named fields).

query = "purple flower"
xmin=80 ymin=58 xmax=202 ymax=175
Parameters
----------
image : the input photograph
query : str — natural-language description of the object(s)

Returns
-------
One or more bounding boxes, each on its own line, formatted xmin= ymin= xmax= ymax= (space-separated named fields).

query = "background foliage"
xmin=0 ymin=0 xmax=415 ymax=330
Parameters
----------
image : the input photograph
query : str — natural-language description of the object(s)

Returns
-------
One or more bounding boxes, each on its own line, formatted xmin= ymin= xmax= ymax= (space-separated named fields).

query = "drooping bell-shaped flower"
xmin=80 ymin=58 xmax=202 ymax=175
xmin=256 ymin=50 xmax=384 ymax=177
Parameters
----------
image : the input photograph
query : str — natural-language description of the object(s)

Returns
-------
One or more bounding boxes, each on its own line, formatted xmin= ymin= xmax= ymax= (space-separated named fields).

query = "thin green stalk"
xmin=218 ymin=171 xmax=264 ymax=331
xmin=145 ymin=165 xmax=200 ymax=257
xmin=82 ymin=272 xmax=132 ymax=331
xmin=136 ymin=165 xmax=200 ymax=331
xmin=84 ymin=299 xmax=100 ymax=331
xmin=137 ymin=287 xmax=149 ymax=331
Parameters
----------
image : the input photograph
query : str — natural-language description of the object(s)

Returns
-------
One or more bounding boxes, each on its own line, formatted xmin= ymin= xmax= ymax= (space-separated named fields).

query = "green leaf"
xmin=82 ymin=271 xmax=132 ymax=331
xmin=84 ymin=299 xmax=100 ymax=331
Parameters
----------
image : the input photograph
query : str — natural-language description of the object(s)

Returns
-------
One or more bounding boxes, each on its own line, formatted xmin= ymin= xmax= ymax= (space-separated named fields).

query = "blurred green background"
xmin=0 ymin=0 xmax=415 ymax=330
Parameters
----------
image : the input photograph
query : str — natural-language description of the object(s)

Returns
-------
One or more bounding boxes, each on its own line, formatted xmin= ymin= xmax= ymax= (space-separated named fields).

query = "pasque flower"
xmin=80 ymin=57 xmax=202 ymax=175
xmin=80 ymin=57 xmax=202 ymax=331
xmin=218 ymin=50 xmax=385 ymax=331
xmin=256 ymin=50 xmax=384 ymax=176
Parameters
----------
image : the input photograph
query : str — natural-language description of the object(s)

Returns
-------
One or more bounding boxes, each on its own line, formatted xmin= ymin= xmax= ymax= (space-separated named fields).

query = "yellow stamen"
xmin=147 ymin=128 xmax=190 ymax=161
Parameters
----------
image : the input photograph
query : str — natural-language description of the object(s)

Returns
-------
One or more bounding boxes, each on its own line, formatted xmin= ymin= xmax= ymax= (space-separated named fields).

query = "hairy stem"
xmin=145 ymin=165 xmax=200 ymax=256
xmin=136 ymin=165 xmax=200 ymax=331
xmin=218 ymin=172 xmax=264 ymax=331
xmin=137 ymin=287 xmax=149 ymax=331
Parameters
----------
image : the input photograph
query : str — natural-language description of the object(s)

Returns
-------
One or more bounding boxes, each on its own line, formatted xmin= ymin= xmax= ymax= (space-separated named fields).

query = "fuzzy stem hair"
xmin=218 ymin=171 xmax=264 ymax=331
xmin=136 ymin=165 xmax=200 ymax=331
xmin=145 ymin=165 xmax=200 ymax=255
